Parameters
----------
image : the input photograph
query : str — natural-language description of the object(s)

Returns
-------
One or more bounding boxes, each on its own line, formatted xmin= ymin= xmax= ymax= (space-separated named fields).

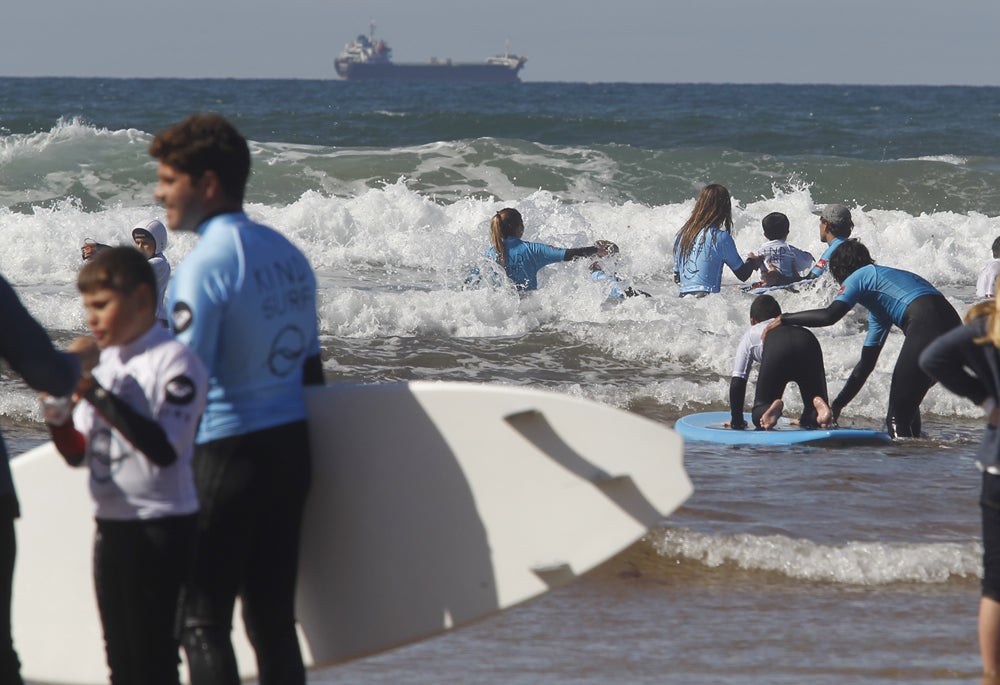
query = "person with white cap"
xmin=803 ymin=203 xmax=853 ymax=280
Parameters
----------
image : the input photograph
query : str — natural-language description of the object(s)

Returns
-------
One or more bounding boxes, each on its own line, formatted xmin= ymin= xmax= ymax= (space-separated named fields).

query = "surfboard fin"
xmin=530 ymin=562 xmax=576 ymax=587
xmin=503 ymin=409 xmax=617 ymax=482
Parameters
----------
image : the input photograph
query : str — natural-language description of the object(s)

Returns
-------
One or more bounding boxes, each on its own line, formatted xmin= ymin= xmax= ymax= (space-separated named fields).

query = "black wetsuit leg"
xmin=751 ymin=325 xmax=829 ymax=428
xmin=181 ymin=421 xmax=311 ymax=685
xmin=0 ymin=514 xmax=22 ymax=685
xmin=95 ymin=515 xmax=196 ymax=685
xmin=889 ymin=294 xmax=962 ymax=437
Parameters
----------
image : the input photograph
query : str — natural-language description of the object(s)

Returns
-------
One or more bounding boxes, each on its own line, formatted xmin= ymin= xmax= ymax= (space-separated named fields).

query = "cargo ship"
xmin=334 ymin=23 xmax=527 ymax=83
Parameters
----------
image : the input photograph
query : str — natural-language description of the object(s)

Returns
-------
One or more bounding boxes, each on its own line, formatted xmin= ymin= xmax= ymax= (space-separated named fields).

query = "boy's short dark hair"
xmin=149 ymin=113 xmax=250 ymax=204
xmin=750 ymin=294 xmax=781 ymax=322
xmin=992 ymin=235 xmax=1000 ymax=258
xmin=761 ymin=212 xmax=790 ymax=241
xmin=78 ymin=246 xmax=157 ymax=307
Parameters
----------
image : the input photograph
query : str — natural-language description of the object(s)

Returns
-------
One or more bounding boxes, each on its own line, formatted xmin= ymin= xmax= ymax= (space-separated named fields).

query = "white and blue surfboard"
xmin=675 ymin=411 xmax=892 ymax=446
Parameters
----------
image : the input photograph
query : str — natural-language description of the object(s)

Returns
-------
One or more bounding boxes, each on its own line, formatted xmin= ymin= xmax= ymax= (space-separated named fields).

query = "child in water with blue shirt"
xmin=468 ymin=208 xmax=617 ymax=291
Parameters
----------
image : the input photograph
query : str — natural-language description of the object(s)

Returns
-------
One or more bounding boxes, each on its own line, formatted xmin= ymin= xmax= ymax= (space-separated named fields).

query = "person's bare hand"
xmin=68 ymin=336 xmax=99 ymax=397
xmin=596 ymin=240 xmax=619 ymax=258
xmin=761 ymin=314 xmax=783 ymax=344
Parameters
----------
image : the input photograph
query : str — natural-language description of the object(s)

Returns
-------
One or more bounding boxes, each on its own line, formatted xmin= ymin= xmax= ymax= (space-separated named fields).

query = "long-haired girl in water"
xmin=673 ymin=184 xmax=760 ymax=296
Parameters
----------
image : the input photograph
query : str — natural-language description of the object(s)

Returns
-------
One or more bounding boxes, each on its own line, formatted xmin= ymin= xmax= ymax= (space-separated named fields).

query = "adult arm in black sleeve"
xmin=919 ymin=321 xmax=992 ymax=405
xmin=0 ymin=276 xmax=79 ymax=396
xmin=729 ymin=376 xmax=749 ymax=429
xmin=780 ymin=300 xmax=852 ymax=328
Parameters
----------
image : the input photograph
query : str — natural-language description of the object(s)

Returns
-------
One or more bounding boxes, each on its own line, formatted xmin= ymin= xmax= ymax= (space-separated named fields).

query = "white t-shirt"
xmin=754 ymin=240 xmax=813 ymax=278
xmin=732 ymin=318 xmax=775 ymax=379
xmin=977 ymin=259 xmax=1000 ymax=300
xmin=753 ymin=239 xmax=814 ymax=278
xmin=73 ymin=324 xmax=207 ymax=520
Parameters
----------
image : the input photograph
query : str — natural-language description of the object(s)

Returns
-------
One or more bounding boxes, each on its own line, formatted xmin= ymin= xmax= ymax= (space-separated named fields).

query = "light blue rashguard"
xmin=808 ymin=236 xmax=847 ymax=278
xmin=673 ymin=225 xmax=745 ymax=295
xmin=834 ymin=263 xmax=941 ymax=346
xmin=485 ymin=237 xmax=567 ymax=291
xmin=167 ymin=212 xmax=320 ymax=443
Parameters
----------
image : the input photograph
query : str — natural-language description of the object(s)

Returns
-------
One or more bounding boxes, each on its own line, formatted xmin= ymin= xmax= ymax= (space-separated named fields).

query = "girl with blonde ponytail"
xmin=472 ymin=207 xmax=617 ymax=291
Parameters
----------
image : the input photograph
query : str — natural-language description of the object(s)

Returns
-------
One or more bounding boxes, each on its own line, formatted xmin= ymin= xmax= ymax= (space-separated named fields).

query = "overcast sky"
xmin=4 ymin=0 xmax=999 ymax=85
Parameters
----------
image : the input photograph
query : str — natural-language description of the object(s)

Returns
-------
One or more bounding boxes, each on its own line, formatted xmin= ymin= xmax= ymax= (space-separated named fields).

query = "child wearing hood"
xmin=82 ymin=219 xmax=171 ymax=325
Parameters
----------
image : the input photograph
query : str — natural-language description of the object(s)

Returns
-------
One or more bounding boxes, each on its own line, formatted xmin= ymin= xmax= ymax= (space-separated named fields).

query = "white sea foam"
xmin=3 ymin=179 xmax=999 ymax=420
xmin=653 ymin=528 xmax=981 ymax=585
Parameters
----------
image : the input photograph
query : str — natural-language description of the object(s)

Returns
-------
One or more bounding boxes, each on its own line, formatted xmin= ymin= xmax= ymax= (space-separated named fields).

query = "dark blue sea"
xmin=3 ymin=78 xmax=1000 ymax=684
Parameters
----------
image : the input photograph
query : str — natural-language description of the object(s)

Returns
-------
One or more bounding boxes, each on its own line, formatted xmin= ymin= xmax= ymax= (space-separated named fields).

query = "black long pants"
xmin=0 ymin=515 xmax=21 ymax=685
xmin=889 ymin=294 xmax=962 ymax=437
xmin=180 ymin=421 xmax=311 ymax=685
xmin=752 ymin=325 xmax=829 ymax=429
xmin=94 ymin=514 xmax=196 ymax=685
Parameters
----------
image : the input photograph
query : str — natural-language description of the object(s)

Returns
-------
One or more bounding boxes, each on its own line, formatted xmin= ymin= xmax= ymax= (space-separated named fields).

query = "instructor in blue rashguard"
xmin=150 ymin=113 xmax=322 ymax=685
xmin=775 ymin=239 xmax=960 ymax=438
xmin=673 ymin=184 xmax=761 ymax=296
xmin=803 ymin=203 xmax=853 ymax=280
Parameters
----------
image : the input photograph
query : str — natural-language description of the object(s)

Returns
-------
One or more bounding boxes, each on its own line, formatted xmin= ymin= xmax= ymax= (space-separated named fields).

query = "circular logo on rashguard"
xmin=172 ymin=302 xmax=193 ymax=334
xmin=88 ymin=427 xmax=125 ymax=485
xmin=164 ymin=375 xmax=197 ymax=405
xmin=268 ymin=325 xmax=305 ymax=377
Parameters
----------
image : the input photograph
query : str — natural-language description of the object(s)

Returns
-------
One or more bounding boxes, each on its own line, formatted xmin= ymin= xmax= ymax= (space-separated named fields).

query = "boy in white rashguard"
xmin=748 ymin=212 xmax=814 ymax=288
xmin=43 ymin=246 xmax=207 ymax=685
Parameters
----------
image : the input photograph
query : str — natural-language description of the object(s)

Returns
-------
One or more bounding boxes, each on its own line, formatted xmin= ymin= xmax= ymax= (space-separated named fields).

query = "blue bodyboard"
xmin=674 ymin=411 xmax=892 ymax=446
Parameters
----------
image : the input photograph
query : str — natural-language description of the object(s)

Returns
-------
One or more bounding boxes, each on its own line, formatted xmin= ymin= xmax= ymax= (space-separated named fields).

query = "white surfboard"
xmin=12 ymin=381 xmax=691 ymax=685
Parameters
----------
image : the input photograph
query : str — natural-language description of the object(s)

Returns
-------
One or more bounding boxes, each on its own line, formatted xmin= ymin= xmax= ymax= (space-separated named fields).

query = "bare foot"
xmin=760 ymin=400 xmax=784 ymax=430
xmin=814 ymin=397 xmax=834 ymax=429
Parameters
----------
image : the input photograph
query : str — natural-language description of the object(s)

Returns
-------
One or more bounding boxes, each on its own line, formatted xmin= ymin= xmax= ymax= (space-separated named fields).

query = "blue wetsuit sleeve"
xmin=530 ymin=243 xmax=568 ymax=266
xmin=0 ymin=276 xmax=79 ymax=396
xmin=717 ymin=233 xmax=757 ymax=282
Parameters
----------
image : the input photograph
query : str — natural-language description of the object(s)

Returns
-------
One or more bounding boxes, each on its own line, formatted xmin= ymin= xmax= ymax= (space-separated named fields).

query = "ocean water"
xmin=3 ymin=77 xmax=1000 ymax=684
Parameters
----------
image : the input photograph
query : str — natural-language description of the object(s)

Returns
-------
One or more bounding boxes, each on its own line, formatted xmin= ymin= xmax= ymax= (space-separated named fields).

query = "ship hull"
xmin=335 ymin=61 xmax=523 ymax=83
